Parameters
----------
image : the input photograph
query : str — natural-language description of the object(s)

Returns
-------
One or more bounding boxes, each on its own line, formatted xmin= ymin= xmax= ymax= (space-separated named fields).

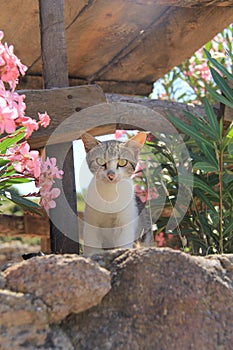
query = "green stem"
xmin=218 ymin=121 xmax=224 ymax=254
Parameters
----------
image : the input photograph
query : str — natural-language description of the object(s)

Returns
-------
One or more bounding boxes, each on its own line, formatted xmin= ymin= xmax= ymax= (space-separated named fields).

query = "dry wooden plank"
xmin=65 ymin=1 xmax=167 ymax=77
xmin=149 ymin=0 xmax=233 ymax=6
xmin=98 ymin=6 xmax=233 ymax=88
xmin=22 ymin=85 xmax=106 ymax=148
xmin=2 ymin=1 xmax=232 ymax=96
xmin=24 ymin=90 xmax=221 ymax=149
xmin=39 ymin=0 xmax=80 ymax=254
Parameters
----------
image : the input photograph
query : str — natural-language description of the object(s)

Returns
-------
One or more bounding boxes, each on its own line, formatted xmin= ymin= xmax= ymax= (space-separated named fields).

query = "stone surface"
xmin=62 ymin=248 xmax=233 ymax=350
xmin=1 ymin=248 xmax=233 ymax=349
xmin=0 ymin=241 xmax=41 ymax=271
xmin=0 ymin=289 xmax=48 ymax=349
xmin=4 ymin=254 xmax=111 ymax=323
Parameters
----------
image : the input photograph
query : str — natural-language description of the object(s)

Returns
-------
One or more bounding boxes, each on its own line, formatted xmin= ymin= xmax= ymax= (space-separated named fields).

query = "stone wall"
xmin=1 ymin=248 xmax=233 ymax=349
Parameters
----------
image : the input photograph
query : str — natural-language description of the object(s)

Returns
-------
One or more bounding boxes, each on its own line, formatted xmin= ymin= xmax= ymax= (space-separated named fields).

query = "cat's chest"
xmin=86 ymin=178 xmax=135 ymax=212
xmin=85 ymin=177 xmax=138 ymax=227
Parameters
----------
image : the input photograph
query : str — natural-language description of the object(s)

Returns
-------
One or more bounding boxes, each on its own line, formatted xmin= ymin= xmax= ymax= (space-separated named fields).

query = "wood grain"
xmin=1 ymin=1 xmax=231 ymax=95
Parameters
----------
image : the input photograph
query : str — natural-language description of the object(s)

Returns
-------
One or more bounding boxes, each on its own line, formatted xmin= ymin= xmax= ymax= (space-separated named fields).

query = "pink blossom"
xmin=37 ymin=157 xmax=63 ymax=210
xmin=155 ymin=232 xmax=166 ymax=247
xmin=6 ymin=141 xmax=41 ymax=178
xmin=0 ymin=96 xmax=17 ymax=133
xmin=19 ymin=116 xmax=39 ymax=138
xmin=134 ymin=184 xmax=158 ymax=203
xmin=0 ymin=32 xmax=27 ymax=90
xmin=39 ymin=187 xmax=61 ymax=211
xmin=115 ymin=130 xmax=127 ymax=139
xmin=38 ymin=112 xmax=50 ymax=127
xmin=40 ymin=157 xmax=63 ymax=180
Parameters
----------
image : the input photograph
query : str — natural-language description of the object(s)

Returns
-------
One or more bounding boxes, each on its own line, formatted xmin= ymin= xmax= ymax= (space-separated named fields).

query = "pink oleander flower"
xmin=115 ymin=129 xmax=127 ymax=139
xmin=39 ymin=186 xmax=61 ymax=211
xmin=19 ymin=116 xmax=39 ymax=138
xmin=38 ymin=112 xmax=50 ymax=127
xmin=155 ymin=232 xmax=166 ymax=247
xmin=0 ymin=95 xmax=17 ymax=133
xmin=134 ymin=183 xmax=159 ymax=203
xmin=40 ymin=157 xmax=63 ymax=182
xmin=38 ymin=158 xmax=63 ymax=210
xmin=0 ymin=31 xmax=27 ymax=90
xmin=6 ymin=141 xmax=41 ymax=178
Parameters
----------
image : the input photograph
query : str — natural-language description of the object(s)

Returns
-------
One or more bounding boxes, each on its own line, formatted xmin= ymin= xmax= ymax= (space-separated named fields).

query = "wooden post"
xmin=38 ymin=0 xmax=79 ymax=253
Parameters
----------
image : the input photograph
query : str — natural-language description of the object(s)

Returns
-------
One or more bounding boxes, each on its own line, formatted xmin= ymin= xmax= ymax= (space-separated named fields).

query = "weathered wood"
xmin=39 ymin=0 xmax=69 ymax=88
xmin=22 ymin=85 xmax=107 ymax=148
xmin=149 ymin=0 xmax=233 ymax=6
xmin=39 ymin=0 xmax=79 ymax=254
xmin=1 ymin=1 xmax=232 ymax=95
xmin=22 ymin=89 xmax=222 ymax=149
xmin=94 ymin=6 xmax=233 ymax=93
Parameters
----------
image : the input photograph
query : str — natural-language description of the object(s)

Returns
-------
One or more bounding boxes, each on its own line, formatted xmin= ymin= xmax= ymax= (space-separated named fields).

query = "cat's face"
xmin=81 ymin=133 xmax=147 ymax=184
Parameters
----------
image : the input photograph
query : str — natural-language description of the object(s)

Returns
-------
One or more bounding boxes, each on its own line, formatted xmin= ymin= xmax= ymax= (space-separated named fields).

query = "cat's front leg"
xmin=83 ymin=223 xmax=104 ymax=255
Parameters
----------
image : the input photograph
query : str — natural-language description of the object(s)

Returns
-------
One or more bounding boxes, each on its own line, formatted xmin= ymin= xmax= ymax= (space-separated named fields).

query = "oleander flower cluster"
xmin=0 ymin=31 xmax=63 ymax=211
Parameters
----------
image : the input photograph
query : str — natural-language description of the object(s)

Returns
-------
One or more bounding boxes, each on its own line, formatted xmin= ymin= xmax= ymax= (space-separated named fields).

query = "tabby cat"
xmin=81 ymin=132 xmax=152 ymax=254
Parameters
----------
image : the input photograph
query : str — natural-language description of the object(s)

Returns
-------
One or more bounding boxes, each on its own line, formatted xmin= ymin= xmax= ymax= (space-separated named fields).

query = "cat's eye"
xmin=117 ymin=159 xmax=128 ymax=167
xmin=96 ymin=157 xmax=106 ymax=166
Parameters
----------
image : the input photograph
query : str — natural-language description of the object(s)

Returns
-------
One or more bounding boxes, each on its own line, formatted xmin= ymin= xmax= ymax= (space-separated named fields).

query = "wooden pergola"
xmin=0 ymin=0 xmax=232 ymax=253
xmin=1 ymin=0 xmax=233 ymax=95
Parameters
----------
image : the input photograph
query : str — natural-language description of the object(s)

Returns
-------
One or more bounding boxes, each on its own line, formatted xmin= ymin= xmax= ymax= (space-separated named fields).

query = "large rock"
xmin=62 ymin=248 xmax=233 ymax=350
xmin=4 ymin=254 xmax=111 ymax=323
xmin=0 ymin=289 xmax=48 ymax=349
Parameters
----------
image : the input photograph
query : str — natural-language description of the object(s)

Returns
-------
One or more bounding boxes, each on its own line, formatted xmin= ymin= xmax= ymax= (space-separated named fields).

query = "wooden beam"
xmin=149 ymin=0 xmax=233 ymax=7
xmin=24 ymin=90 xmax=221 ymax=149
xmin=39 ymin=0 xmax=80 ymax=254
xmin=23 ymin=85 xmax=107 ymax=148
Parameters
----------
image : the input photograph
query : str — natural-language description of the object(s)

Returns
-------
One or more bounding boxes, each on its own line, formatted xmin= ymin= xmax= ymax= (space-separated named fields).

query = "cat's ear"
xmin=125 ymin=132 xmax=147 ymax=150
xmin=81 ymin=133 xmax=101 ymax=152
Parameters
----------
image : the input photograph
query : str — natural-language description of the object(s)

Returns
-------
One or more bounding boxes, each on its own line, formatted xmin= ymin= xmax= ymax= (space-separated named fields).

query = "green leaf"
xmin=2 ymin=189 xmax=41 ymax=214
xmin=201 ymin=142 xmax=218 ymax=168
xmin=194 ymin=188 xmax=216 ymax=212
xmin=193 ymin=176 xmax=219 ymax=199
xmin=226 ymin=123 xmax=233 ymax=139
xmin=223 ymin=220 xmax=233 ymax=237
xmin=203 ymin=97 xmax=220 ymax=136
xmin=183 ymin=109 xmax=216 ymax=139
xmin=168 ymin=114 xmax=214 ymax=148
xmin=205 ymin=49 xmax=233 ymax=84
xmin=210 ymin=67 xmax=233 ymax=101
xmin=0 ymin=128 xmax=26 ymax=154
xmin=206 ymin=86 xmax=233 ymax=109
xmin=228 ymin=143 xmax=233 ymax=156
xmin=5 ymin=177 xmax=34 ymax=184
xmin=194 ymin=161 xmax=218 ymax=172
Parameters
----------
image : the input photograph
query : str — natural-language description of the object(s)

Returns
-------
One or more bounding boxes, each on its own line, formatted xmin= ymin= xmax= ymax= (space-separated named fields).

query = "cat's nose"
xmin=107 ymin=170 xmax=116 ymax=181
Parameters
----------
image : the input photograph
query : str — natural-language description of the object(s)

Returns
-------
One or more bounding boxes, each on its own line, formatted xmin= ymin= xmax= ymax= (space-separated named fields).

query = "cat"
xmin=81 ymin=132 xmax=153 ymax=254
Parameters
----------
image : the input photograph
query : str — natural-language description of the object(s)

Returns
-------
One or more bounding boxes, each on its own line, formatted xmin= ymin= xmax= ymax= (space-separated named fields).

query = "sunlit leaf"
xmin=168 ymin=115 xmax=214 ymax=148
xmin=195 ymin=188 xmax=216 ymax=212
xmin=205 ymin=49 xmax=233 ymax=84
xmin=206 ymin=86 xmax=233 ymax=109
xmin=194 ymin=161 xmax=218 ymax=172
xmin=2 ymin=189 xmax=41 ymax=215
xmin=203 ymin=97 xmax=220 ymax=136
xmin=210 ymin=67 xmax=233 ymax=101
xmin=0 ymin=128 xmax=25 ymax=154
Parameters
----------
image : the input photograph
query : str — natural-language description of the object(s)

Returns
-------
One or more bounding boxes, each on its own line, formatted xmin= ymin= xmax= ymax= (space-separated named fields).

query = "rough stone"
xmin=0 ymin=272 xmax=6 ymax=289
xmin=0 ymin=241 xmax=41 ymax=271
xmin=0 ymin=289 xmax=48 ymax=349
xmin=4 ymin=254 xmax=111 ymax=323
xmin=62 ymin=248 xmax=233 ymax=350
